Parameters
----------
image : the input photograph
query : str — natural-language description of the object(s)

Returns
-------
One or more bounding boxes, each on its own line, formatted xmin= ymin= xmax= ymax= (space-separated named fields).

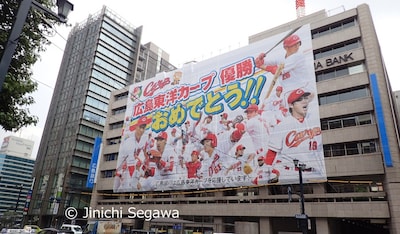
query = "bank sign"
xmin=114 ymin=24 xmax=326 ymax=192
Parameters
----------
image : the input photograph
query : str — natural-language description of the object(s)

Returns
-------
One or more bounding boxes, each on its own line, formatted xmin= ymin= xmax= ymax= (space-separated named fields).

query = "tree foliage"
xmin=0 ymin=0 xmax=58 ymax=131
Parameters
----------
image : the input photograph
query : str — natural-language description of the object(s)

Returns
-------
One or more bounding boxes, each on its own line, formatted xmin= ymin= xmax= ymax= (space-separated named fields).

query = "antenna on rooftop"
xmin=296 ymin=0 xmax=305 ymax=18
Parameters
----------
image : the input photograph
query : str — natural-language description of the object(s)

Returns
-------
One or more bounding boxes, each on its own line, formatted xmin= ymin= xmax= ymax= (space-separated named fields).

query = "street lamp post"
xmin=0 ymin=0 xmax=74 ymax=91
xmin=293 ymin=159 xmax=308 ymax=234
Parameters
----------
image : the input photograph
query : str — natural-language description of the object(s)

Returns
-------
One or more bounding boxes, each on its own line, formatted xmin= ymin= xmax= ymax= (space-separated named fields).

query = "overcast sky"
xmin=1 ymin=0 xmax=399 ymax=159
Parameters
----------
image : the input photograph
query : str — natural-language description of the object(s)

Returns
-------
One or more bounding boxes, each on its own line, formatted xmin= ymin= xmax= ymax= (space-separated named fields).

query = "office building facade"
xmin=92 ymin=4 xmax=400 ymax=234
xmin=28 ymin=6 xmax=175 ymax=227
xmin=0 ymin=136 xmax=35 ymax=227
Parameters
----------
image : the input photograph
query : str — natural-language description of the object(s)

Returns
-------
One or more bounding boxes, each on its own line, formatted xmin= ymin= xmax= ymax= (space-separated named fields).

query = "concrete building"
xmin=0 ymin=136 xmax=34 ymax=158
xmin=91 ymin=4 xmax=399 ymax=234
xmin=0 ymin=136 xmax=35 ymax=227
xmin=27 ymin=6 xmax=175 ymax=228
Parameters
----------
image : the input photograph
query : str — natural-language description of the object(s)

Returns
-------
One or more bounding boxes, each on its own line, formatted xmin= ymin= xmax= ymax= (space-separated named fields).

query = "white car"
xmin=59 ymin=225 xmax=82 ymax=234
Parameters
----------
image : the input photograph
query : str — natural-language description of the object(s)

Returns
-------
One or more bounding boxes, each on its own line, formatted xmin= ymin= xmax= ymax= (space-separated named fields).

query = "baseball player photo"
xmin=243 ymin=104 xmax=270 ymax=160
xmin=264 ymin=88 xmax=324 ymax=183
xmin=225 ymin=144 xmax=256 ymax=176
xmin=183 ymin=150 xmax=202 ymax=179
xmin=198 ymin=133 xmax=231 ymax=188
xmin=137 ymin=149 xmax=163 ymax=191
xmin=114 ymin=116 xmax=152 ymax=192
xmin=255 ymin=33 xmax=313 ymax=91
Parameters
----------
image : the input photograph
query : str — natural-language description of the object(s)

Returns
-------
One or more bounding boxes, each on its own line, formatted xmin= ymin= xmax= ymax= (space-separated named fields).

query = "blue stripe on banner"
xmin=370 ymin=73 xmax=393 ymax=167
xmin=86 ymin=137 xmax=102 ymax=188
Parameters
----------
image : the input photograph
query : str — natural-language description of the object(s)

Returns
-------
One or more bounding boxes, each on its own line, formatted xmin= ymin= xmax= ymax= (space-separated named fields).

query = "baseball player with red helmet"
xmin=198 ymin=133 xmax=231 ymax=187
xmin=255 ymin=34 xmax=312 ymax=91
xmin=243 ymin=104 xmax=270 ymax=160
xmin=183 ymin=150 xmax=202 ymax=179
xmin=154 ymin=132 xmax=180 ymax=182
xmin=264 ymin=88 xmax=323 ymax=183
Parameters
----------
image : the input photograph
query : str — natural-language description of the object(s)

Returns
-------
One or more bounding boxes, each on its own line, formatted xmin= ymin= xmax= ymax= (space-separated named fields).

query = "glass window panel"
xmin=323 ymin=145 xmax=332 ymax=157
xmin=345 ymin=142 xmax=359 ymax=155
xmin=321 ymin=120 xmax=329 ymax=130
xmin=332 ymin=144 xmax=345 ymax=156
xmin=343 ymin=117 xmax=357 ymax=127
xmin=358 ymin=114 xmax=372 ymax=125
xmin=362 ymin=141 xmax=376 ymax=154
xmin=328 ymin=120 xmax=342 ymax=129
xmin=349 ymin=64 xmax=364 ymax=75
xmin=326 ymin=94 xmax=340 ymax=104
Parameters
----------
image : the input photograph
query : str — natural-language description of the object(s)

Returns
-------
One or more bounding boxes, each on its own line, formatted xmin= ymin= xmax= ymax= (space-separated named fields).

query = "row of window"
xmin=314 ymin=39 xmax=360 ymax=60
xmin=83 ymin=110 xmax=106 ymax=126
xmin=85 ymin=96 xmax=108 ymax=112
xmin=97 ymin=44 xmax=131 ymax=68
xmin=324 ymin=140 xmax=378 ymax=157
xmin=99 ymin=33 xmax=133 ymax=58
xmin=319 ymin=87 xmax=369 ymax=105
xmin=321 ymin=113 xmax=372 ymax=130
xmin=94 ymin=57 xmax=130 ymax=80
xmin=316 ymin=63 xmax=364 ymax=82
xmin=312 ymin=17 xmax=357 ymax=39
xmin=102 ymin=19 xmax=136 ymax=46
xmin=79 ymin=125 xmax=103 ymax=139
xmin=92 ymin=69 xmax=125 ymax=90
xmin=89 ymin=82 xmax=111 ymax=99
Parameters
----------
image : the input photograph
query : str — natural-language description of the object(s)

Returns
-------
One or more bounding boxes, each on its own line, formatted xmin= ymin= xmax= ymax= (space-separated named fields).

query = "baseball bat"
xmin=264 ymin=63 xmax=284 ymax=99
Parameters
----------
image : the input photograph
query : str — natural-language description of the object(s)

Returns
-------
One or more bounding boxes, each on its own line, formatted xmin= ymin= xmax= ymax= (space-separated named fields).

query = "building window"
xmin=321 ymin=113 xmax=373 ymax=130
xmin=324 ymin=140 xmax=378 ymax=157
xmin=314 ymin=39 xmax=361 ymax=60
xmin=110 ymin=121 xmax=124 ymax=130
xmin=319 ymin=86 xmax=369 ymax=105
xmin=312 ymin=17 xmax=357 ymax=39
xmin=102 ymin=170 xmax=115 ymax=178
xmin=104 ymin=153 xmax=118 ymax=161
xmin=107 ymin=137 xmax=121 ymax=145
xmin=316 ymin=63 xmax=364 ymax=82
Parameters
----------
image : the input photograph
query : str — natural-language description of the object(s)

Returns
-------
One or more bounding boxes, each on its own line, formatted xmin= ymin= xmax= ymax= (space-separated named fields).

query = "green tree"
xmin=0 ymin=0 xmax=57 ymax=131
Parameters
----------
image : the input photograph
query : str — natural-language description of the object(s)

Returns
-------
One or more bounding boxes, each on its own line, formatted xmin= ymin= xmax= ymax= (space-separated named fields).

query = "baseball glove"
xmin=243 ymin=163 xmax=253 ymax=175
xmin=231 ymin=114 xmax=244 ymax=126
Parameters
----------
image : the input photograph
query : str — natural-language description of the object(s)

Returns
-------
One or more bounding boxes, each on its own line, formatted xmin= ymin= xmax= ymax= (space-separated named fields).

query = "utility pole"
xmin=293 ymin=159 xmax=308 ymax=234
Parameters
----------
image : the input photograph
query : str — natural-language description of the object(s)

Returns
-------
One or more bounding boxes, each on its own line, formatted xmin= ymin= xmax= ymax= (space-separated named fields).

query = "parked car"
xmin=59 ymin=225 xmax=82 ymax=234
xmin=23 ymin=225 xmax=41 ymax=233
xmin=37 ymin=228 xmax=74 ymax=234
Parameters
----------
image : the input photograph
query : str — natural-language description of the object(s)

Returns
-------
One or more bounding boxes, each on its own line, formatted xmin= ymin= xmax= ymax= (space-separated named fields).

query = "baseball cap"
xmin=276 ymin=86 xmax=283 ymax=91
xmin=245 ymin=104 xmax=259 ymax=113
xmin=200 ymin=132 xmax=217 ymax=147
xmin=129 ymin=116 xmax=152 ymax=131
xmin=258 ymin=156 xmax=264 ymax=161
xmin=287 ymin=88 xmax=311 ymax=104
xmin=283 ymin=34 xmax=301 ymax=47
xmin=231 ymin=130 xmax=243 ymax=142
xmin=155 ymin=132 xmax=168 ymax=141
xmin=236 ymin=144 xmax=246 ymax=151
xmin=191 ymin=150 xmax=200 ymax=156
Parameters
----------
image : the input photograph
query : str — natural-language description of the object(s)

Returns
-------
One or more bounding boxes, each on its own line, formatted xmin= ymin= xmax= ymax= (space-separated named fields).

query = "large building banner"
xmin=114 ymin=24 xmax=326 ymax=192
